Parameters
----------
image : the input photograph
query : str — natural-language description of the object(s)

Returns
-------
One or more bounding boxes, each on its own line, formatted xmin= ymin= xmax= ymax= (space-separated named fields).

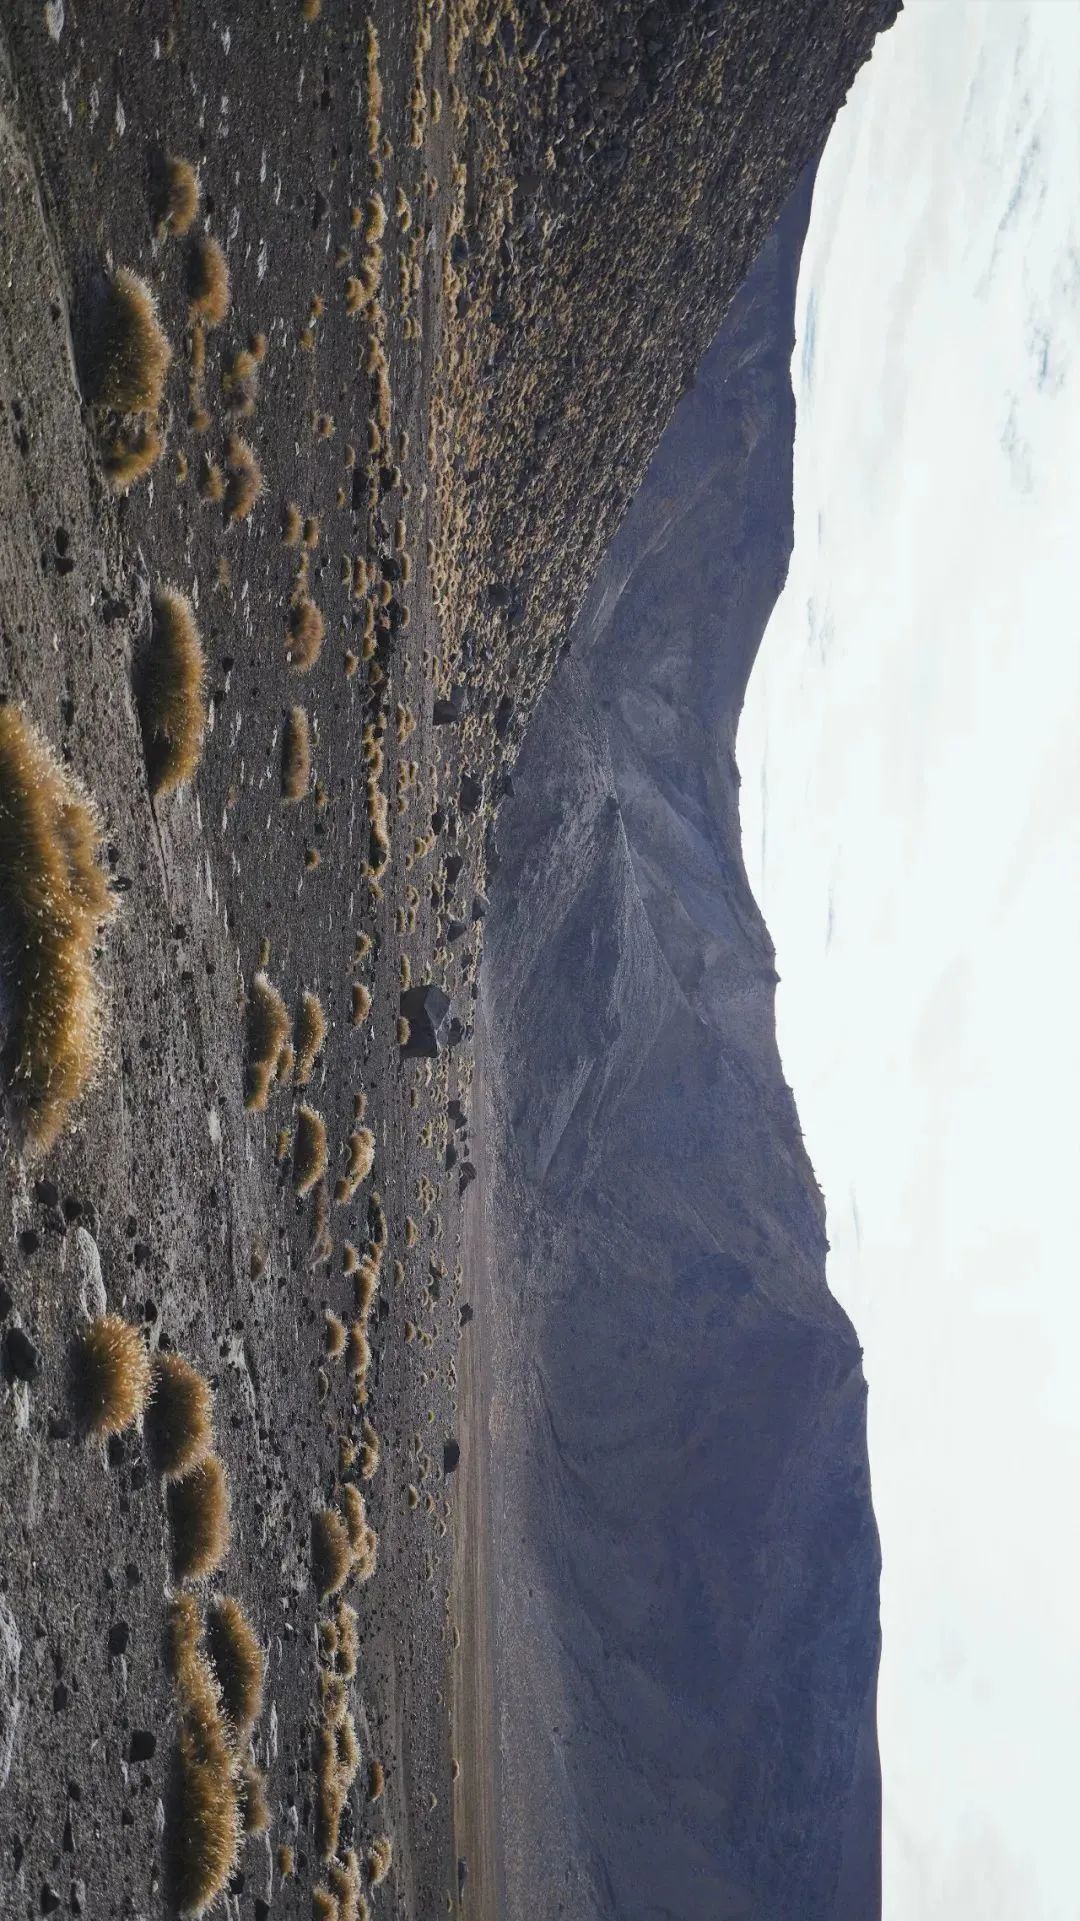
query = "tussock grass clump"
xmin=70 ymin=1314 xmax=151 ymax=1436
xmin=0 ymin=706 xmax=117 ymax=1150
xmin=294 ymin=989 xmax=327 ymax=1085
xmin=281 ymin=705 xmax=312 ymax=803
xmin=294 ymin=1103 xmax=328 ymax=1196
xmin=396 ymin=1015 xmax=411 ymax=1047
xmin=205 ymin=1596 xmax=265 ymax=1740
xmin=168 ymin=1453 xmax=232 ymax=1581
xmin=350 ymin=982 xmax=371 ymax=1027
xmin=101 ymin=421 xmax=164 ymax=492
xmin=368 ymin=1758 xmax=385 ymax=1801
xmin=86 ymin=267 xmax=172 ymax=414
xmin=359 ymin=1417 xmax=380 ymax=1481
xmin=197 ymin=453 xmax=224 ymax=502
xmin=222 ymin=347 xmax=259 ymax=417
xmin=188 ymin=234 xmax=231 ymax=327
xmin=286 ymin=598 xmax=325 ymax=673
xmin=281 ymin=501 xmax=302 ymax=546
xmin=353 ymin=1257 xmax=379 ymax=1321
xmin=244 ymin=969 xmax=290 ymax=1110
xmin=223 ymin=433 xmax=262 ymax=522
xmin=340 ymin=1484 xmax=369 ymax=1553
xmin=325 ymin=1312 xmax=346 ymax=1359
xmin=139 ymin=588 xmax=207 ymax=797
xmin=312 ymin=1889 xmax=337 ymax=1921
xmin=334 ymin=1602 xmax=359 ymax=1679
xmin=159 ymin=157 xmax=201 ymax=236
xmin=367 ymin=1836 xmax=392 ymax=1886
xmin=347 ymin=1322 xmax=371 ymax=1381
xmin=239 ymin=1755 xmax=270 ymax=1835
xmin=166 ymin=1595 xmax=242 ymax=1916
xmin=315 ymin=1703 xmax=361 ymax=1860
xmin=146 ymin=1351 xmax=214 ymax=1481
xmin=329 ymin=1849 xmax=365 ymax=1921
xmin=311 ymin=1506 xmax=352 ymax=1599
xmin=336 ymin=1126 xmax=374 ymax=1205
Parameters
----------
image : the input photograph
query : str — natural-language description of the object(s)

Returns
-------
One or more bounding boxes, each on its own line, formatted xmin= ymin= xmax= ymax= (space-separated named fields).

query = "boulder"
xmin=399 ymin=984 xmax=452 ymax=1057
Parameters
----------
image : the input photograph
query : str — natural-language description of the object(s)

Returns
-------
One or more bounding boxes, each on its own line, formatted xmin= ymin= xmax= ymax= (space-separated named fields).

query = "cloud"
xmin=738 ymin=6 xmax=1080 ymax=1917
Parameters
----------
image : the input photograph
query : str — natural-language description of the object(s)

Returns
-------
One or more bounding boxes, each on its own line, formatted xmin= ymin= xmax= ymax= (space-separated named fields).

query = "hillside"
xmin=485 ymin=175 xmax=882 ymax=1921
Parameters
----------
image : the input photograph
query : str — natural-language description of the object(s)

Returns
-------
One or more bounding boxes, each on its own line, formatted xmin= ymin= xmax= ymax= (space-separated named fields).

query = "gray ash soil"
xmin=0 ymin=4 xmax=899 ymax=1920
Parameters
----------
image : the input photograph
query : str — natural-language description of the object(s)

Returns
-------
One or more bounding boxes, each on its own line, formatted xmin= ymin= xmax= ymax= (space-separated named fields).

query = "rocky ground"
xmin=0 ymin=4 xmax=898 ymax=1920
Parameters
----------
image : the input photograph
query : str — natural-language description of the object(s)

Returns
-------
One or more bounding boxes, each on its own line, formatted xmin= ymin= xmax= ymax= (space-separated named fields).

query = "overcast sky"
xmin=738 ymin=5 xmax=1080 ymax=1916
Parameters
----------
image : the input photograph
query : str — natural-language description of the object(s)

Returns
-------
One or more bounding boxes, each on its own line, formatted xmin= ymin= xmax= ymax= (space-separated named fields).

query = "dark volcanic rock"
xmin=399 ymin=985 xmax=452 ymax=1057
xmin=485 ymin=175 xmax=881 ymax=1921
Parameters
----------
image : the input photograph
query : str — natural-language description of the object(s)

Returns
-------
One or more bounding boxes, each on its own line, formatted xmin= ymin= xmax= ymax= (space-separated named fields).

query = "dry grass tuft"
xmin=188 ymin=234 xmax=231 ymax=327
xmin=197 ymin=453 xmax=225 ymax=502
xmin=353 ymin=1256 xmax=379 ymax=1320
xmin=294 ymin=1103 xmax=328 ymax=1196
xmin=139 ymin=588 xmax=207 ymax=797
xmin=223 ymin=433 xmax=262 ymax=522
xmin=239 ymin=1754 xmax=270 ymax=1835
xmin=0 ymin=706 xmax=116 ymax=1150
xmin=244 ymin=969 xmax=291 ymax=1110
xmin=334 ymin=1601 xmax=359 ymax=1679
xmin=396 ymin=1015 xmax=411 ymax=1047
xmin=287 ymin=598 xmax=325 ymax=673
xmin=350 ymin=982 xmax=371 ymax=1028
xmin=281 ymin=705 xmax=312 ymax=803
xmin=367 ymin=1836 xmax=393 ymax=1886
xmin=146 ymin=1351 xmax=214 ymax=1481
xmin=329 ymin=1848 xmax=366 ymax=1921
xmin=222 ymin=347 xmax=259 ymax=417
xmin=347 ymin=1322 xmax=371 ymax=1381
xmin=86 ymin=267 xmax=172 ymax=414
xmin=311 ymin=1505 xmax=352 ymax=1599
xmin=281 ymin=501 xmax=303 ymax=546
xmin=166 ymin=1596 xmax=241 ymax=1916
xmin=205 ymin=1596 xmax=265 ymax=1740
xmin=70 ymin=1314 xmax=151 ymax=1436
xmin=336 ymin=1126 xmax=375 ymax=1205
xmin=368 ymin=1758 xmax=385 ymax=1802
xmin=159 ymin=158 xmax=201 ymax=236
xmin=101 ymin=421 xmax=164 ymax=492
xmin=294 ymin=989 xmax=327 ymax=1085
xmin=325 ymin=1311 xmax=346 ymax=1359
xmin=278 ymin=1843 xmax=295 ymax=1878
xmin=359 ymin=1417 xmax=381 ymax=1481
xmin=168 ymin=1453 xmax=232 ymax=1582
xmin=312 ymin=1889 xmax=337 ymax=1921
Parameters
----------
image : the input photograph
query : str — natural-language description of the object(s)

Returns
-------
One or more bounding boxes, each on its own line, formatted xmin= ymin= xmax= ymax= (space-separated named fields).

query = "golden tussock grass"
xmin=278 ymin=1842 xmax=295 ymax=1878
xmin=342 ymin=1241 xmax=360 ymax=1276
xmin=281 ymin=501 xmax=302 ymax=546
xmin=325 ymin=1312 xmax=346 ymax=1359
xmin=406 ymin=1483 xmax=419 ymax=1509
xmin=146 ymin=1351 xmax=214 ymax=1481
xmin=166 ymin=1595 xmax=241 ymax=1916
xmin=101 ymin=421 xmax=164 ymax=492
xmin=275 ymin=1126 xmax=292 ymax=1164
xmin=139 ymin=588 xmax=207 ymax=797
xmin=86 ymin=267 xmax=172 ymax=414
xmin=315 ymin=1700 xmax=361 ymax=1859
xmin=70 ymin=1314 xmax=151 ymax=1436
xmin=222 ymin=347 xmax=259 ymax=417
xmin=367 ymin=1836 xmax=392 ymax=1886
xmin=346 ymin=1322 xmax=371 ymax=1380
xmin=303 ymin=515 xmax=321 ymax=549
xmin=187 ymin=234 xmax=231 ymax=327
xmin=197 ymin=453 xmax=224 ymax=503
xmin=223 ymin=433 xmax=262 ymax=522
xmin=329 ymin=1848 xmax=366 ymax=1921
xmin=311 ymin=1505 xmax=352 ymax=1600
xmin=305 ymin=847 xmax=321 ymax=872
xmin=294 ymin=989 xmax=327 ymax=1085
xmin=287 ymin=598 xmax=325 ymax=673
xmin=340 ymin=1484 xmax=369 ymax=1556
xmin=205 ymin=1595 xmax=265 ymax=1740
xmin=354 ymin=933 xmax=372 ymax=963
xmin=294 ymin=1103 xmax=328 ymax=1195
xmin=368 ymin=1758 xmax=385 ymax=1802
xmin=396 ymin=1016 xmax=411 ymax=1047
xmin=159 ymin=157 xmax=201 ymax=236
xmin=344 ymin=650 xmax=359 ymax=678
xmin=353 ymin=1257 xmax=379 ymax=1322
xmin=315 ymin=412 xmax=335 ymax=440
xmin=244 ymin=969 xmax=290 ymax=1110
xmin=350 ymin=982 xmax=371 ymax=1027
xmin=0 ymin=705 xmax=116 ymax=1151
xmin=168 ymin=1453 xmax=232 ymax=1582
xmin=359 ymin=1417 xmax=380 ymax=1481
xmin=239 ymin=1755 xmax=270 ymax=1835
xmin=281 ymin=705 xmax=312 ymax=803
xmin=249 ymin=330 xmax=268 ymax=362
xmin=334 ymin=1601 xmax=359 ymax=1678
xmin=336 ymin=1126 xmax=375 ymax=1204
xmin=312 ymin=1889 xmax=337 ymax=1921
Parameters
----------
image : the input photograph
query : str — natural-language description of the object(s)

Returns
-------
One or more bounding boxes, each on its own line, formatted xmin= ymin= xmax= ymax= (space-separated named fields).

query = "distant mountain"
xmin=484 ymin=173 xmax=882 ymax=1921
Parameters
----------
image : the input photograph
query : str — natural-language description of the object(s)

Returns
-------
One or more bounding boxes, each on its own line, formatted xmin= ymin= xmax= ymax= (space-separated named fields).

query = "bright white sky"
xmin=738 ymin=5 xmax=1080 ymax=1916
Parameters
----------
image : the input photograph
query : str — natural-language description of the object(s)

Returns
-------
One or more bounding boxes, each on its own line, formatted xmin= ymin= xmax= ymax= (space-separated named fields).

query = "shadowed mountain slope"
xmin=485 ymin=175 xmax=882 ymax=1921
